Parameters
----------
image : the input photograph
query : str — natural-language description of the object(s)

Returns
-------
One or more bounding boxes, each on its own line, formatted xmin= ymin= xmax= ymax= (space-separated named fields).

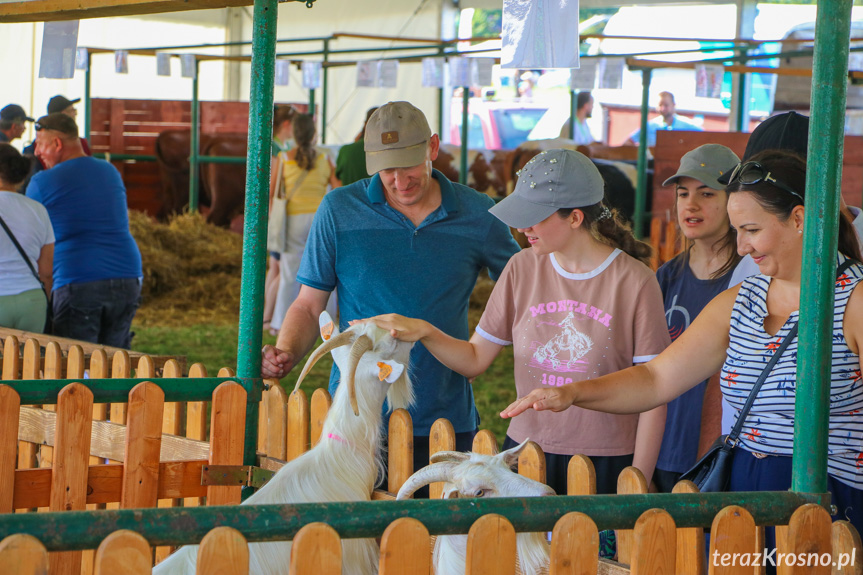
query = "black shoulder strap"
xmin=728 ymin=258 xmax=857 ymax=443
xmin=0 ymin=213 xmax=46 ymax=293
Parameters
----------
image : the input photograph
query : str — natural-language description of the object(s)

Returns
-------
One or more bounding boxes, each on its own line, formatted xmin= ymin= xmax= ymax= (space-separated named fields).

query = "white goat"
xmin=397 ymin=440 xmax=555 ymax=575
xmin=154 ymin=311 xmax=414 ymax=575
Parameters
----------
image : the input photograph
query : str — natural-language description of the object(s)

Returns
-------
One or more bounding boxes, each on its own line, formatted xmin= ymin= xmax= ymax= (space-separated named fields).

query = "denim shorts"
xmin=52 ymin=277 xmax=142 ymax=348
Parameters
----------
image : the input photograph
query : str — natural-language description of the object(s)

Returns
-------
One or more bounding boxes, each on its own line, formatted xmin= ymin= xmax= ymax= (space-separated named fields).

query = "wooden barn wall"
xmin=88 ymin=98 xmax=306 ymax=216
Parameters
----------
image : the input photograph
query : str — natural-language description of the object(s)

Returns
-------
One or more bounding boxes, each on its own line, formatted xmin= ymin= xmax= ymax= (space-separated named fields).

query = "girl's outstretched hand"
xmin=500 ymin=386 xmax=576 ymax=418
xmin=350 ymin=314 xmax=431 ymax=342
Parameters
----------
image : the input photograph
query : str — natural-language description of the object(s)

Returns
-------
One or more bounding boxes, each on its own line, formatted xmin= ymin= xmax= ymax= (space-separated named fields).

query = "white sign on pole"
xmin=379 ymin=60 xmax=399 ymax=88
xmin=274 ymin=60 xmax=290 ymax=86
xmin=39 ymin=21 xmax=79 ymax=79
xmin=472 ymin=58 xmax=494 ymax=87
xmin=114 ymin=50 xmax=129 ymax=74
xmin=356 ymin=60 xmax=378 ymax=88
xmin=302 ymin=62 xmax=322 ymax=89
xmin=501 ymin=0 xmax=579 ymax=69
xmin=695 ymin=64 xmax=724 ymax=99
xmin=156 ymin=53 xmax=171 ymax=77
xmin=449 ymin=57 xmax=472 ymax=87
xmin=421 ymin=57 xmax=443 ymax=88
xmin=75 ymin=47 xmax=89 ymax=71
xmin=570 ymin=60 xmax=597 ymax=90
xmin=598 ymin=57 xmax=625 ymax=90
xmin=180 ymin=54 xmax=196 ymax=79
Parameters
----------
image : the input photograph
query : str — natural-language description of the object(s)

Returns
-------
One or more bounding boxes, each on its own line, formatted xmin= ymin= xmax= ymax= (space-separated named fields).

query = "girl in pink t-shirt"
xmin=358 ymin=149 xmax=670 ymax=495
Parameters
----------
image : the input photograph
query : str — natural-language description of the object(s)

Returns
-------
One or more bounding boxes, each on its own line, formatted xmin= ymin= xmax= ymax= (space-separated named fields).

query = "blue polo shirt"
xmin=630 ymin=115 xmax=703 ymax=147
xmin=297 ymin=169 xmax=521 ymax=434
xmin=26 ymin=156 xmax=142 ymax=290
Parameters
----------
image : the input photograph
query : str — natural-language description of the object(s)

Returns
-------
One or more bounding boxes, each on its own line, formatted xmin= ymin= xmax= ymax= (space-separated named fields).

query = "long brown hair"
xmin=725 ymin=149 xmax=862 ymax=262
xmin=292 ymin=114 xmax=317 ymax=171
xmin=558 ymin=203 xmax=654 ymax=266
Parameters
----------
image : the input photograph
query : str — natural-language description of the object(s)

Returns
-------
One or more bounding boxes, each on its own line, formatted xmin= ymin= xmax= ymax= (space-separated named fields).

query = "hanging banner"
xmin=275 ymin=60 xmax=290 ymax=86
xmin=570 ymin=60 xmax=597 ymax=90
xmin=356 ymin=60 xmax=378 ymax=88
xmin=39 ymin=21 xmax=79 ymax=79
xmin=472 ymin=58 xmax=494 ymax=87
xmin=75 ymin=47 xmax=89 ymax=71
xmin=695 ymin=64 xmax=724 ymax=99
xmin=379 ymin=60 xmax=399 ymax=88
xmin=449 ymin=57 xmax=472 ymax=87
xmin=421 ymin=57 xmax=443 ymax=88
xmin=180 ymin=54 xmax=196 ymax=79
xmin=598 ymin=57 xmax=625 ymax=90
xmin=302 ymin=62 xmax=322 ymax=89
xmin=501 ymin=0 xmax=579 ymax=69
xmin=114 ymin=50 xmax=129 ymax=74
xmin=156 ymin=53 xmax=171 ymax=77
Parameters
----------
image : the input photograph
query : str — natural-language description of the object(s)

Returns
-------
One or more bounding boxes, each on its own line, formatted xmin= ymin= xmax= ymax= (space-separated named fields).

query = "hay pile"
xmin=130 ymin=211 xmax=498 ymax=328
xmin=130 ymin=211 xmax=242 ymax=326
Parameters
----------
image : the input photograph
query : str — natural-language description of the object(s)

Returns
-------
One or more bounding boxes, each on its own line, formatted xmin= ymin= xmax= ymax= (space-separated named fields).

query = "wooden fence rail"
xmin=0 ymin=504 xmax=858 ymax=574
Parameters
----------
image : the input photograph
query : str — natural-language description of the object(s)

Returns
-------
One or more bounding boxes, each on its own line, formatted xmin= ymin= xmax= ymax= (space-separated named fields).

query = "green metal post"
xmin=634 ymin=68 xmax=652 ymax=238
xmin=793 ymin=0 xmax=853 ymax=495
xmin=236 ymin=0 xmax=279 ymax=496
xmin=460 ymin=86 xmax=469 ymax=185
xmin=84 ymin=52 xmax=92 ymax=141
xmin=437 ymin=47 xmax=445 ymax=138
xmin=321 ymin=39 xmax=329 ymax=144
xmin=735 ymin=48 xmax=749 ymax=132
xmin=189 ymin=59 xmax=201 ymax=213
xmin=309 ymin=88 xmax=316 ymax=117
xmin=569 ymin=90 xmax=576 ymax=140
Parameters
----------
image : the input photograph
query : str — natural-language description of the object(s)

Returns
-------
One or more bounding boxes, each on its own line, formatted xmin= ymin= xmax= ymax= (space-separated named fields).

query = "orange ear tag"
xmin=321 ymin=322 xmax=334 ymax=341
xmin=377 ymin=362 xmax=393 ymax=382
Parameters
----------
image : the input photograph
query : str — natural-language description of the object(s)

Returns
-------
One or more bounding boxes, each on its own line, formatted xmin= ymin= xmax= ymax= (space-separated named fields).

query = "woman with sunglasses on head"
xmin=651 ymin=144 xmax=763 ymax=493
xmin=502 ymin=149 xmax=863 ymax=539
xmin=356 ymin=149 xmax=671 ymax=499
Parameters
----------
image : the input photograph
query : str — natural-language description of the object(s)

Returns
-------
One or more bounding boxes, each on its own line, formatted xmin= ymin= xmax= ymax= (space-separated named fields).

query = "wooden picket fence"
xmin=3 ymin=334 xmax=863 ymax=574
xmin=1 ymin=504 xmax=860 ymax=575
xmin=648 ymin=216 xmax=682 ymax=271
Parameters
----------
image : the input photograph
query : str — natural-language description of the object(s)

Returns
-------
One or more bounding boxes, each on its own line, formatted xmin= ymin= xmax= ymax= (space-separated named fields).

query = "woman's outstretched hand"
xmin=500 ymin=386 xmax=576 ymax=419
xmin=350 ymin=314 xmax=431 ymax=342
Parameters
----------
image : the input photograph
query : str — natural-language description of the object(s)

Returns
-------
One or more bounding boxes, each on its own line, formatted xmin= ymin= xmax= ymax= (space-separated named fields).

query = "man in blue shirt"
xmin=261 ymin=101 xmax=520 ymax=482
xmin=26 ymin=113 xmax=143 ymax=348
xmin=628 ymin=91 xmax=702 ymax=147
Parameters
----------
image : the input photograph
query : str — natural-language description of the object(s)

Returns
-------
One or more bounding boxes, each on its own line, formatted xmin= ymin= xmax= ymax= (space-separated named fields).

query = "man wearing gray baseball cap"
xmin=262 ymin=101 xmax=521 ymax=490
xmin=359 ymin=148 xmax=670 ymax=497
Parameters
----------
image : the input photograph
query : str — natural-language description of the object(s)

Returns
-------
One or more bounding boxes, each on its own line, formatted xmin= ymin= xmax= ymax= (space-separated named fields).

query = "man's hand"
xmin=261 ymin=344 xmax=295 ymax=379
xmin=500 ymin=386 xmax=576 ymax=419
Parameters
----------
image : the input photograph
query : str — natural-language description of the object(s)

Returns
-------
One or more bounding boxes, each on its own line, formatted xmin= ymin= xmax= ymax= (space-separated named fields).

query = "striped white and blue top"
xmin=720 ymin=254 xmax=863 ymax=489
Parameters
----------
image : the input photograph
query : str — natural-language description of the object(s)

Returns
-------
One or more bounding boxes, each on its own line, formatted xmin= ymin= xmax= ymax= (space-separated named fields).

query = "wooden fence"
xmin=3 ymin=334 xmax=862 ymax=574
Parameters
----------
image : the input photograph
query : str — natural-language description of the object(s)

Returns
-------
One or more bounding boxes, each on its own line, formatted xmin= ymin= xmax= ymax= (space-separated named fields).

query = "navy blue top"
xmin=297 ymin=169 xmax=521 ymax=434
xmin=655 ymin=253 xmax=734 ymax=473
xmin=26 ymin=156 xmax=142 ymax=290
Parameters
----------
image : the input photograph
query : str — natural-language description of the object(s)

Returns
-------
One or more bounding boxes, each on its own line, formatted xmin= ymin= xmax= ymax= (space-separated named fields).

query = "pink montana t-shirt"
xmin=477 ymin=248 xmax=670 ymax=457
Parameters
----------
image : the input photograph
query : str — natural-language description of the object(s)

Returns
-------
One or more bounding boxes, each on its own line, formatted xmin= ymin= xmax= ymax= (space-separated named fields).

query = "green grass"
xmin=131 ymin=321 xmax=516 ymax=443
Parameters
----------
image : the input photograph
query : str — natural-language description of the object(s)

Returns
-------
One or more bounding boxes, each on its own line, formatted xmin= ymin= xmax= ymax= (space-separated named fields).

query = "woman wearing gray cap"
xmin=357 ymin=148 xmax=670 ymax=497
xmin=651 ymin=144 xmax=757 ymax=493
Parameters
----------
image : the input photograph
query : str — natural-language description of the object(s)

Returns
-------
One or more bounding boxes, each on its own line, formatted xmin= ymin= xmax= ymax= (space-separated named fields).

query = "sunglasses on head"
xmin=727 ymin=160 xmax=803 ymax=202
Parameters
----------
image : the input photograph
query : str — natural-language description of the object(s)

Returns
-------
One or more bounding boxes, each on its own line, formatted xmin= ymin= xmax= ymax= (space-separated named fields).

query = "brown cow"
xmin=434 ymin=143 xmax=508 ymax=197
xmin=154 ymin=130 xmax=247 ymax=227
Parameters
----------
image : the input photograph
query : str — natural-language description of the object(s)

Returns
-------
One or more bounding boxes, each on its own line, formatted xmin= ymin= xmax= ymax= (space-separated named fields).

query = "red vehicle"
xmin=450 ymin=98 xmax=549 ymax=150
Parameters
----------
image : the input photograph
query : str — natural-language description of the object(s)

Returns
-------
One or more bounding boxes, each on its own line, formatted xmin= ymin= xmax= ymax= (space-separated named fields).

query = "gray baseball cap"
xmin=364 ymin=101 xmax=432 ymax=174
xmin=662 ymin=144 xmax=740 ymax=189
xmin=489 ymin=149 xmax=604 ymax=229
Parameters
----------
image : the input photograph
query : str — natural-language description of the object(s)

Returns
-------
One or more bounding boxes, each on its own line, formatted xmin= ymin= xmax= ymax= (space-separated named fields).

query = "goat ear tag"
xmin=321 ymin=322 xmax=334 ymax=341
xmin=374 ymin=361 xmax=403 ymax=383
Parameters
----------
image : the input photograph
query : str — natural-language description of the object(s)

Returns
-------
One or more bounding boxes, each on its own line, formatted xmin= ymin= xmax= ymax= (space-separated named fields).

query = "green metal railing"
xmin=0 ymin=492 xmax=826 ymax=552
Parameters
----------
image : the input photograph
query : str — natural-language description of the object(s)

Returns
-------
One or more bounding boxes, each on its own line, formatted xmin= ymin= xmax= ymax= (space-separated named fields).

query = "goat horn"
xmin=396 ymin=462 xmax=458 ymax=500
xmin=345 ymin=334 xmax=374 ymax=416
xmin=430 ymin=451 xmax=471 ymax=464
xmin=294 ymin=330 xmax=355 ymax=393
